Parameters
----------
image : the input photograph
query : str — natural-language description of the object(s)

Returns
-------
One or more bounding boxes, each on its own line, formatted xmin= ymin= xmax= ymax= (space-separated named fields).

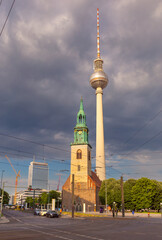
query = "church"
xmin=62 ymin=98 xmax=101 ymax=212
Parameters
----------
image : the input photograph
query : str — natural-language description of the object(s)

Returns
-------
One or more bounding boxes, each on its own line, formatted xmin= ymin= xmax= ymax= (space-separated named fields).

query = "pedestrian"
xmin=60 ymin=208 xmax=62 ymax=215
xmin=132 ymin=210 xmax=134 ymax=216
xmin=112 ymin=207 xmax=115 ymax=217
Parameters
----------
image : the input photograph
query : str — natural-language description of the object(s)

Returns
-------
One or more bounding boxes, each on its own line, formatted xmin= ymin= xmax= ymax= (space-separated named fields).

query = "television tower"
xmin=90 ymin=8 xmax=108 ymax=181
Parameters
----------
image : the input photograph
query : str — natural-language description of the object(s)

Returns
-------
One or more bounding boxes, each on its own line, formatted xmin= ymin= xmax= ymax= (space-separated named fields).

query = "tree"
xmin=48 ymin=190 xmax=61 ymax=203
xmin=124 ymin=179 xmax=137 ymax=210
xmin=40 ymin=192 xmax=48 ymax=205
xmin=48 ymin=190 xmax=61 ymax=208
xmin=131 ymin=177 xmax=161 ymax=210
xmin=151 ymin=180 xmax=162 ymax=210
xmin=0 ymin=189 xmax=10 ymax=204
xmin=99 ymin=178 xmax=121 ymax=208
xmin=25 ymin=197 xmax=34 ymax=208
xmin=38 ymin=190 xmax=61 ymax=207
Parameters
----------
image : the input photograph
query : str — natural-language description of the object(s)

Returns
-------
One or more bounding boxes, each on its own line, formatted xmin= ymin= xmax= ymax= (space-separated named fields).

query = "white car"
xmin=39 ymin=209 xmax=47 ymax=216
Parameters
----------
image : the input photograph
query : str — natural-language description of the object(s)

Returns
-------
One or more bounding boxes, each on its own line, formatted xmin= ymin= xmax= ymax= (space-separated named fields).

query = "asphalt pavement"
xmin=0 ymin=209 xmax=162 ymax=240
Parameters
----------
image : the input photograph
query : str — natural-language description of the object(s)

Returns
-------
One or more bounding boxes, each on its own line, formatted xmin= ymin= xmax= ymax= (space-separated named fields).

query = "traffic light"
xmin=28 ymin=185 xmax=32 ymax=191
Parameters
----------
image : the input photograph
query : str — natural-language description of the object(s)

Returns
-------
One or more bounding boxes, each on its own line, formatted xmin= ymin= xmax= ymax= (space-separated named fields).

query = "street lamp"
xmin=1 ymin=170 xmax=5 ymax=195
xmin=105 ymin=180 xmax=107 ymax=213
xmin=0 ymin=181 xmax=6 ymax=218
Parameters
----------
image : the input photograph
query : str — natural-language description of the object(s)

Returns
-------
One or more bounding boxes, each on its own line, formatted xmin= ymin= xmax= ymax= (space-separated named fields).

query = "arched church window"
xmin=79 ymin=115 xmax=82 ymax=123
xmin=77 ymin=149 xmax=82 ymax=159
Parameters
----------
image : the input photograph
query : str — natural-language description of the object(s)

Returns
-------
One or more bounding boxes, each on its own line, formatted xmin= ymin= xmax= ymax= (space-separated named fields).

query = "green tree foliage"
xmin=124 ymin=179 xmax=136 ymax=210
xmin=25 ymin=190 xmax=61 ymax=208
xmin=39 ymin=190 xmax=61 ymax=205
xmin=131 ymin=178 xmax=162 ymax=210
xmin=99 ymin=177 xmax=162 ymax=211
xmin=151 ymin=180 xmax=162 ymax=210
xmin=40 ymin=192 xmax=48 ymax=205
xmin=48 ymin=190 xmax=61 ymax=203
xmin=99 ymin=178 xmax=121 ymax=208
xmin=25 ymin=197 xmax=34 ymax=207
xmin=0 ymin=189 xmax=10 ymax=204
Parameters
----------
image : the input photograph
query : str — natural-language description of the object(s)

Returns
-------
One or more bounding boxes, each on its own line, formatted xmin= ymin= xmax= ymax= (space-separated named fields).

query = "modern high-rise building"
xmin=28 ymin=161 xmax=48 ymax=190
xmin=90 ymin=8 xmax=108 ymax=181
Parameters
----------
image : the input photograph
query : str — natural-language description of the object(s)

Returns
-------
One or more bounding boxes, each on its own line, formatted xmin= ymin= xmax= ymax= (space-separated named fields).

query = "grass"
xmin=62 ymin=211 xmax=109 ymax=218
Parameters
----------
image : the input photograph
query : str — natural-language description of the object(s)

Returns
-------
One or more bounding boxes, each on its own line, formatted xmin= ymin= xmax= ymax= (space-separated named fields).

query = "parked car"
xmin=34 ymin=209 xmax=41 ymax=215
xmin=39 ymin=209 xmax=47 ymax=216
xmin=46 ymin=210 xmax=59 ymax=218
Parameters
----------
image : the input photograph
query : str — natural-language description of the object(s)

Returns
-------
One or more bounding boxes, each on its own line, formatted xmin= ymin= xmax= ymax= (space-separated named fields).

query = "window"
xmin=79 ymin=115 xmax=82 ymax=123
xmin=88 ymin=151 xmax=91 ymax=161
xmin=77 ymin=183 xmax=81 ymax=189
xmin=77 ymin=149 xmax=82 ymax=159
xmin=78 ymin=165 xmax=80 ymax=171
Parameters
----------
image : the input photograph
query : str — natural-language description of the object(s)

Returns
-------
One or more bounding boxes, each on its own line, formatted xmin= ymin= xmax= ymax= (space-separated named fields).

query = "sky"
xmin=0 ymin=0 xmax=162 ymax=195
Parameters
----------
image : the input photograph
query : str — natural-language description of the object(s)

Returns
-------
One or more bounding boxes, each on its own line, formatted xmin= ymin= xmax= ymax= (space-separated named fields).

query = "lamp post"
xmin=105 ymin=180 xmax=107 ymax=213
xmin=0 ymin=182 xmax=5 ymax=217
xmin=72 ymin=174 xmax=75 ymax=218
xmin=121 ymin=175 xmax=125 ymax=217
xmin=0 ymin=170 xmax=5 ymax=195
xmin=48 ymin=184 xmax=50 ymax=210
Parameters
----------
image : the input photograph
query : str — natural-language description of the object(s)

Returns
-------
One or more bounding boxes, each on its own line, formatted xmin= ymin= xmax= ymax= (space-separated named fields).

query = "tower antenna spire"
xmin=97 ymin=8 xmax=100 ymax=59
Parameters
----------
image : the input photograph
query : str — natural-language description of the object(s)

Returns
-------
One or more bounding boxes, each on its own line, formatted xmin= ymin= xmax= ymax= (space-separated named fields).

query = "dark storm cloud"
xmin=0 ymin=0 xmax=162 ymax=185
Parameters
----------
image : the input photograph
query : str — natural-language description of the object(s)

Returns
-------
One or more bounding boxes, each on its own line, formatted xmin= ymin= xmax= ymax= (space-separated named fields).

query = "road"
xmin=0 ymin=209 xmax=162 ymax=240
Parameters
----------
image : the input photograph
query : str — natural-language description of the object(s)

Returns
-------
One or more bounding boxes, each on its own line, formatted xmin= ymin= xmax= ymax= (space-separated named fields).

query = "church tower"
xmin=62 ymin=98 xmax=101 ymax=212
xmin=70 ymin=97 xmax=92 ymax=183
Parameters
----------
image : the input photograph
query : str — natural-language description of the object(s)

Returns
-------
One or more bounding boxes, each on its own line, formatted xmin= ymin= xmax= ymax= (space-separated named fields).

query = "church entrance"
xmin=76 ymin=203 xmax=82 ymax=212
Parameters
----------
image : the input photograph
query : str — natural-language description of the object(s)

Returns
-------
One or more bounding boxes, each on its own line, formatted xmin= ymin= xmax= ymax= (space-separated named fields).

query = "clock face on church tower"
xmin=77 ymin=131 xmax=83 ymax=142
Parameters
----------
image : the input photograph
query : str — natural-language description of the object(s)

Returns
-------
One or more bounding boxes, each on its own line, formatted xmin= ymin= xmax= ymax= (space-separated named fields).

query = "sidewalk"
xmin=0 ymin=216 xmax=9 ymax=224
xmin=86 ymin=211 xmax=162 ymax=218
xmin=62 ymin=211 xmax=162 ymax=219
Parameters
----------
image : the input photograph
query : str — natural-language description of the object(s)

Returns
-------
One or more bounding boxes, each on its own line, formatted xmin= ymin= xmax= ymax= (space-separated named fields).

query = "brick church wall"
xmin=62 ymin=174 xmax=101 ymax=212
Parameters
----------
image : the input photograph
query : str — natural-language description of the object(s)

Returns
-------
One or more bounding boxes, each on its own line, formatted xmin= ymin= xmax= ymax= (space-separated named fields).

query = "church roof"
xmin=90 ymin=171 xmax=102 ymax=187
xmin=75 ymin=97 xmax=87 ymax=128
xmin=62 ymin=175 xmax=70 ymax=190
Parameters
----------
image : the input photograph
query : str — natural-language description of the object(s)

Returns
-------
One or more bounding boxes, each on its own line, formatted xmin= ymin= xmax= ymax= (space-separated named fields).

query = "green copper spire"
xmin=80 ymin=96 xmax=84 ymax=110
xmin=76 ymin=97 xmax=87 ymax=128
xmin=71 ymin=97 xmax=90 ymax=146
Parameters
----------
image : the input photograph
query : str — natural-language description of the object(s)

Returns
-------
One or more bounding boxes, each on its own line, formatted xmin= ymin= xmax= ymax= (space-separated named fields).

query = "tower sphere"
xmin=90 ymin=68 xmax=108 ymax=90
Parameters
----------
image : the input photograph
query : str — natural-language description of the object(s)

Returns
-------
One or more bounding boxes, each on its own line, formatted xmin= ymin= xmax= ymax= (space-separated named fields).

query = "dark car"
xmin=46 ymin=210 xmax=59 ymax=218
xmin=100 ymin=207 xmax=104 ymax=213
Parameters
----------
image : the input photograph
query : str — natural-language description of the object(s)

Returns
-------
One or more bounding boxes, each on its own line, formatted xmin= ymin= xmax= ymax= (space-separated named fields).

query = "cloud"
xmin=153 ymin=2 xmax=162 ymax=19
xmin=0 ymin=0 xmax=162 ymax=196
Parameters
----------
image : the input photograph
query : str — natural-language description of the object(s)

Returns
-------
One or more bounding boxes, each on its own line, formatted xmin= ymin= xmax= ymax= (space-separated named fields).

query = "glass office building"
xmin=28 ymin=161 xmax=48 ymax=189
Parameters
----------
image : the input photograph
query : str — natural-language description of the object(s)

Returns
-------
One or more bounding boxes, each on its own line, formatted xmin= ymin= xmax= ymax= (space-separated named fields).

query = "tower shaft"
xmin=90 ymin=9 xmax=108 ymax=181
xmin=96 ymin=87 xmax=105 ymax=180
